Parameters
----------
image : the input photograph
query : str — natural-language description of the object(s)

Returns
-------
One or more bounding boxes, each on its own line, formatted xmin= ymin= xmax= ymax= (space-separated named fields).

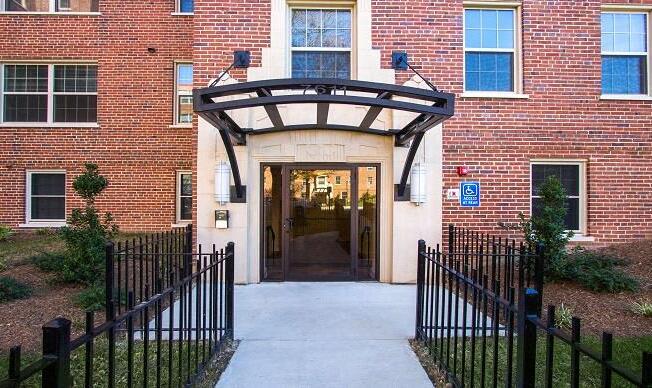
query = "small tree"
xmin=519 ymin=175 xmax=573 ymax=275
xmin=60 ymin=163 xmax=117 ymax=285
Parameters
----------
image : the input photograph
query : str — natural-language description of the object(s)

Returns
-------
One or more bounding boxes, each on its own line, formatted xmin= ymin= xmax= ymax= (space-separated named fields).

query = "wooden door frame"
xmin=259 ymin=162 xmax=380 ymax=282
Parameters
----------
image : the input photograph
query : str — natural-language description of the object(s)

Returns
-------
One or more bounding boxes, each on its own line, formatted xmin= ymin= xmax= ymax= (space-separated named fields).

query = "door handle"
xmin=283 ymin=217 xmax=294 ymax=231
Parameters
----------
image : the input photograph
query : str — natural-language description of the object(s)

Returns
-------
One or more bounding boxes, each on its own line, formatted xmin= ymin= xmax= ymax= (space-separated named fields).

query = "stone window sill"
xmin=19 ymin=221 xmax=66 ymax=228
xmin=171 ymin=12 xmax=193 ymax=16
xmin=169 ymin=124 xmax=193 ymax=129
xmin=569 ymin=234 xmax=595 ymax=243
xmin=460 ymin=92 xmax=529 ymax=99
xmin=0 ymin=123 xmax=99 ymax=128
xmin=600 ymin=94 xmax=652 ymax=101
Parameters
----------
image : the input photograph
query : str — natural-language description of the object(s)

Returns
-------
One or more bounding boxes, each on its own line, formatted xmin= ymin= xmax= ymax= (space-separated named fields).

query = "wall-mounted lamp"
xmin=410 ymin=163 xmax=427 ymax=205
xmin=214 ymin=161 xmax=231 ymax=205
xmin=147 ymin=47 xmax=157 ymax=54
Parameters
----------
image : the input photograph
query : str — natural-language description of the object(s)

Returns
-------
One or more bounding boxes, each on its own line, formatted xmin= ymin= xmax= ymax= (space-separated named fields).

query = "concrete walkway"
xmin=216 ymin=282 xmax=433 ymax=388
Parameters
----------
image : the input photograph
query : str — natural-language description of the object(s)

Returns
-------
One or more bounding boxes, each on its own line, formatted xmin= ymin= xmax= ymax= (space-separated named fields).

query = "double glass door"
xmin=262 ymin=164 xmax=378 ymax=281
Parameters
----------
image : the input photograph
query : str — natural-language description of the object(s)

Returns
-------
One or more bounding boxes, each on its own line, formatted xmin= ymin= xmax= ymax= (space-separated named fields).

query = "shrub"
xmin=0 ymin=225 xmax=12 ymax=241
xmin=0 ymin=256 xmax=6 ymax=273
xmin=555 ymin=303 xmax=573 ymax=329
xmin=75 ymin=283 xmax=106 ymax=312
xmin=60 ymin=163 xmax=117 ymax=285
xmin=0 ymin=276 xmax=32 ymax=303
xmin=520 ymin=175 xmax=573 ymax=275
xmin=31 ymin=251 xmax=67 ymax=273
xmin=631 ymin=300 xmax=652 ymax=317
xmin=556 ymin=247 xmax=639 ymax=293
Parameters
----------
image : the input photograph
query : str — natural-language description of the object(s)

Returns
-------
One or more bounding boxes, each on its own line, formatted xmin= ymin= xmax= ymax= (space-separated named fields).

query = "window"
xmin=175 ymin=63 xmax=193 ymax=125
xmin=316 ymin=175 xmax=327 ymax=187
xmin=291 ymin=8 xmax=352 ymax=79
xmin=464 ymin=8 xmax=517 ymax=92
xmin=601 ymin=12 xmax=649 ymax=95
xmin=335 ymin=176 xmax=341 ymax=185
xmin=176 ymin=0 xmax=192 ymax=13
xmin=3 ymin=0 xmax=98 ymax=12
xmin=177 ymin=172 xmax=192 ymax=222
xmin=1 ymin=64 xmax=97 ymax=124
xmin=367 ymin=176 xmax=373 ymax=186
xmin=531 ymin=162 xmax=586 ymax=232
xmin=27 ymin=171 xmax=66 ymax=223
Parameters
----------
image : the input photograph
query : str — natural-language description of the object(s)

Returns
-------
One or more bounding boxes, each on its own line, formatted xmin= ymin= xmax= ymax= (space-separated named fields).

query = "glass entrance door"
xmin=286 ymin=168 xmax=353 ymax=281
xmin=261 ymin=164 xmax=379 ymax=281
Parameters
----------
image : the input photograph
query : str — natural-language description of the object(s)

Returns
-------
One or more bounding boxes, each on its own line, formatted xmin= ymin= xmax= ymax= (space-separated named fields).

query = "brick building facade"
xmin=1 ymin=0 xmax=651 ymax=282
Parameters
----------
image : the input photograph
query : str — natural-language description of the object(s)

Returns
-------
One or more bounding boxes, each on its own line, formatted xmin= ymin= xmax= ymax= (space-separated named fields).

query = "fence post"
xmin=642 ymin=352 xmax=652 ymax=387
xmin=448 ymin=224 xmax=454 ymax=253
xmin=41 ymin=318 xmax=71 ymax=388
xmin=516 ymin=288 xmax=540 ymax=388
xmin=105 ymin=241 xmax=114 ymax=318
xmin=185 ymin=224 xmax=193 ymax=277
xmin=225 ymin=241 xmax=235 ymax=340
xmin=415 ymin=239 xmax=426 ymax=340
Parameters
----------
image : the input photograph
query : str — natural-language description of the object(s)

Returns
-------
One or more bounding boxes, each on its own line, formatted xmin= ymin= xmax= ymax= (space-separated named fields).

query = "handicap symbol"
xmin=463 ymin=184 xmax=477 ymax=196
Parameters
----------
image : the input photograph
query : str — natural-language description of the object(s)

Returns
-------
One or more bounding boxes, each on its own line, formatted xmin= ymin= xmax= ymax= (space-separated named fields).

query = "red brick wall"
xmin=3 ymin=0 xmax=651 ymax=244
xmin=373 ymin=0 xmax=652 ymax=244
xmin=0 ymin=1 xmax=193 ymax=231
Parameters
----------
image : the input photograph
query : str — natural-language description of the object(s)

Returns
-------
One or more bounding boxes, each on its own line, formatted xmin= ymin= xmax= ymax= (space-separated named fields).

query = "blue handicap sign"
xmin=460 ymin=182 xmax=480 ymax=207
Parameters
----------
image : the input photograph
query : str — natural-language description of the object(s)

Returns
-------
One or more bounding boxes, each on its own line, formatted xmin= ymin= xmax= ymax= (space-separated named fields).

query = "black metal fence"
xmin=109 ymin=225 xmax=192 ymax=314
xmin=0 ymin=241 xmax=235 ymax=388
xmin=416 ymin=227 xmax=652 ymax=387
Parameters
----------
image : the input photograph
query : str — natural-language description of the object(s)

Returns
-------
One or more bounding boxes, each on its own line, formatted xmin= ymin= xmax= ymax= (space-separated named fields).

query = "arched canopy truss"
xmin=193 ymin=78 xmax=455 ymax=202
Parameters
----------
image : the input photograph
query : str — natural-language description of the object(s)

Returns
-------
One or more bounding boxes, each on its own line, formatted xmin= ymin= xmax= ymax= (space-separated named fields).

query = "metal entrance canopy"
xmin=193 ymin=78 xmax=455 ymax=202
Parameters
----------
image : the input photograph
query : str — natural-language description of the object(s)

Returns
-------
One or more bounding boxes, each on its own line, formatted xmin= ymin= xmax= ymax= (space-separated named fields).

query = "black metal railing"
xmin=416 ymin=230 xmax=652 ymax=387
xmin=1 ymin=242 xmax=235 ymax=388
xmin=109 ymin=225 xmax=192 ymax=314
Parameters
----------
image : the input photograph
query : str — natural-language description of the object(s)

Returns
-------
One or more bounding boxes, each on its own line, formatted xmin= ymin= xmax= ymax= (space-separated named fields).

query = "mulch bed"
xmin=541 ymin=240 xmax=652 ymax=337
xmin=193 ymin=339 xmax=239 ymax=388
xmin=409 ymin=339 xmax=449 ymax=388
xmin=0 ymin=263 xmax=87 ymax=353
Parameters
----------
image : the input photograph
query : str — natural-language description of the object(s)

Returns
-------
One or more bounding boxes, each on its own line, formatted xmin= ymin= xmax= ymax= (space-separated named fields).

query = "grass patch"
xmin=419 ymin=334 xmax=652 ymax=387
xmin=0 ymin=232 xmax=65 ymax=268
xmin=0 ymin=335 xmax=232 ymax=386
xmin=0 ymin=276 xmax=32 ymax=303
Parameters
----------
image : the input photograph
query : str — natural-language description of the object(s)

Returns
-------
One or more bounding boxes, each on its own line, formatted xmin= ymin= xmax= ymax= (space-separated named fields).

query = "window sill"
xmin=0 ymin=11 xmax=101 ymax=16
xmin=460 ymin=92 xmax=529 ymax=99
xmin=19 ymin=221 xmax=66 ymax=228
xmin=169 ymin=124 xmax=193 ymax=129
xmin=172 ymin=222 xmax=191 ymax=228
xmin=600 ymin=94 xmax=652 ymax=101
xmin=171 ymin=12 xmax=193 ymax=16
xmin=569 ymin=234 xmax=595 ymax=243
xmin=0 ymin=123 xmax=99 ymax=128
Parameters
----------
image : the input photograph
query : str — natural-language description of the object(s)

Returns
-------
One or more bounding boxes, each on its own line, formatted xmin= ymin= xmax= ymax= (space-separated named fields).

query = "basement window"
xmin=530 ymin=161 xmax=586 ymax=234
xmin=177 ymin=171 xmax=192 ymax=223
xmin=26 ymin=171 xmax=66 ymax=223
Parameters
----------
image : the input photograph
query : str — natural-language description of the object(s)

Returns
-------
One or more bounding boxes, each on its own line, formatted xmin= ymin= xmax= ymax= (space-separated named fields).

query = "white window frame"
xmin=173 ymin=62 xmax=193 ymax=126
xmin=462 ymin=2 xmax=526 ymax=98
xmin=288 ymin=5 xmax=355 ymax=79
xmin=600 ymin=8 xmax=652 ymax=99
xmin=24 ymin=170 xmax=66 ymax=227
xmin=0 ymin=0 xmax=99 ymax=14
xmin=174 ymin=0 xmax=193 ymax=15
xmin=530 ymin=160 xmax=587 ymax=235
xmin=176 ymin=171 xmax=192 ymax=224
xmin=0 ymin=63 xmax=98 ymax=127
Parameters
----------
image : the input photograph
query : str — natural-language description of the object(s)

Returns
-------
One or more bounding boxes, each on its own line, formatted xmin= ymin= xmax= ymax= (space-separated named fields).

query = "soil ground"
xmin=542 ymin=239 xmax=652 ymax=336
